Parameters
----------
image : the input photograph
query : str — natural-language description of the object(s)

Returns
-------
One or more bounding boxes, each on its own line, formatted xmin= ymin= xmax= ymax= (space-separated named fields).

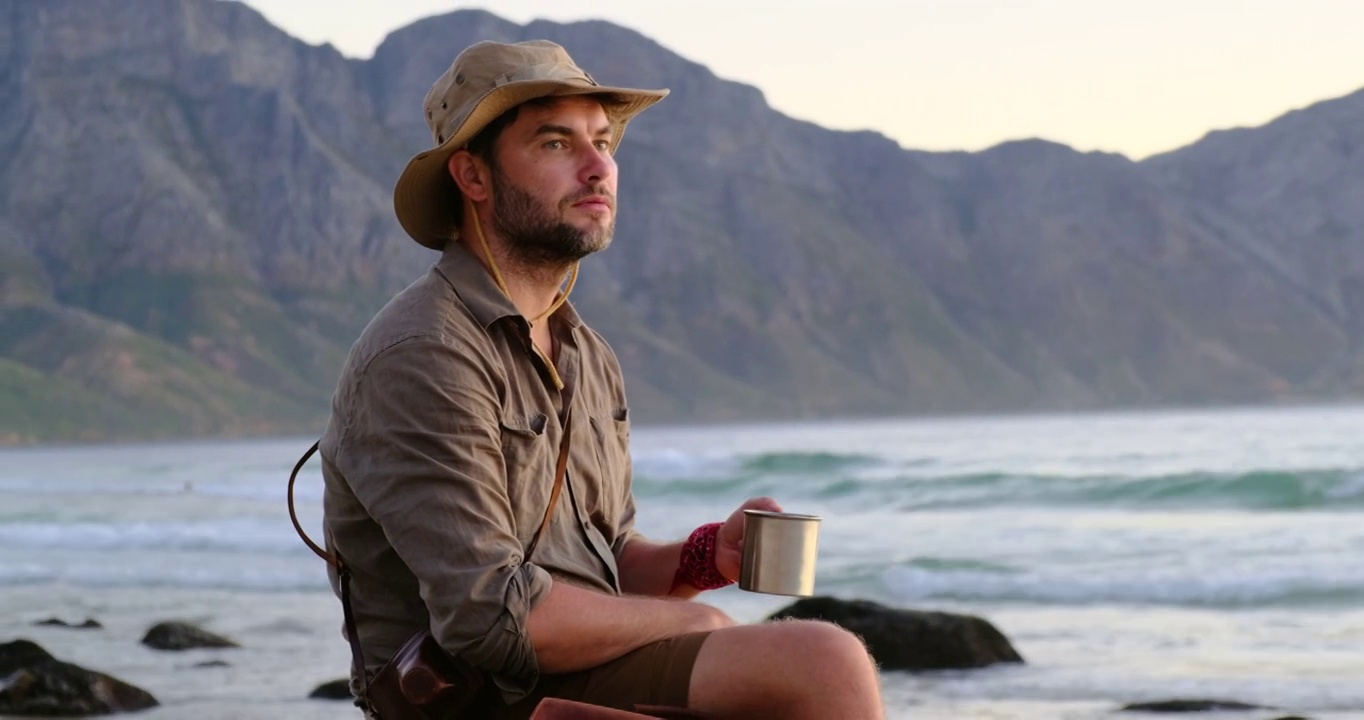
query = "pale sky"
xmin=239 ymin=0 xmax=1364 ymax=159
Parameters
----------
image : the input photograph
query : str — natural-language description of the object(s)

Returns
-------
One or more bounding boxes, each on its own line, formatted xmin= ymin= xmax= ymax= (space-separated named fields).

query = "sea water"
xmin=2 ymin=405 xmax=1362 ymax=719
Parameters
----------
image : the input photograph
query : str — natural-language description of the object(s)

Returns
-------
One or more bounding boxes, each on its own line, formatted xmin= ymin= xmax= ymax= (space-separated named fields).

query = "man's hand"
xmin=715 ymin=496 xmax=783 ymax=582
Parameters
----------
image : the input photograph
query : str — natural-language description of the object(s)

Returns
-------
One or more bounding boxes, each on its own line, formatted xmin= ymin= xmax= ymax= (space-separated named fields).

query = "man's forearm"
xmin=524 ymin=579 xmax=731 ymax=673
xmin=615 ymin=536 xmax=695 ymax=598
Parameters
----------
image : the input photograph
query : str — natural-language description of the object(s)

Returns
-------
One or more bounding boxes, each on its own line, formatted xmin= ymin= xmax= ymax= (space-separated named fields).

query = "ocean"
xmin=2 ymin=405 xmax=1362 ymax=719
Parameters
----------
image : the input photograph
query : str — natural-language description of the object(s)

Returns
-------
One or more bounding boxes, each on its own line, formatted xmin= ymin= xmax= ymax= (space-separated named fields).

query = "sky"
xmin=240 ymin=0 xmax=1364 ymax=159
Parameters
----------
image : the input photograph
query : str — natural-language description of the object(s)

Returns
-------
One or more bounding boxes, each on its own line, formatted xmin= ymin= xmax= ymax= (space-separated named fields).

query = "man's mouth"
xmin=568 ymin=188 xmax=614 ymax=213
xmin=572 ymin=195 xmax=613 ymax=212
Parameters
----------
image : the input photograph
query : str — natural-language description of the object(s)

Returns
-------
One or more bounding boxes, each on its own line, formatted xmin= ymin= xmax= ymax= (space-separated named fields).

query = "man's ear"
xmin=447 ymin=149 xmax=491 ymax=202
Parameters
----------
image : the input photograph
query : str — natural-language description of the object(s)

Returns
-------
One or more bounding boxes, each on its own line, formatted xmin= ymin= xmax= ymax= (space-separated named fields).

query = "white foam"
xmin=883 ymin=560 xmax=1364 ymax=607
xmin=630 ymin=448 xmax=736 ymax=481
xmin=0 ymin=517 xmax=306 ymax=554
xmin=1325 ymin=470 xmax=1364 ymax=500
xmin=0 ymin=550 xmax=330 ymax=592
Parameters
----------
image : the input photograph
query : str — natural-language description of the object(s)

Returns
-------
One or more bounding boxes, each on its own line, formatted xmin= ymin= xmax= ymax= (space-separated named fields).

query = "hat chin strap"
xmin=467 ymin=197 xmax=578 ymax=326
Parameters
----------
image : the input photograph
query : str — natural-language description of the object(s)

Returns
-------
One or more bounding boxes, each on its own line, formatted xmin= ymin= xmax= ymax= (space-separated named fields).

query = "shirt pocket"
xmin=585 ymin=406 xmax=631 ymax=533
xmin=499 ymin=410 xmax=552 ymax=548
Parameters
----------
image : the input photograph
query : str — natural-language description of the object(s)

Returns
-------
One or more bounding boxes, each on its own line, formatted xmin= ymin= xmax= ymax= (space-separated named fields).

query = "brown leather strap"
xmin=286 ymin=441 xmax=368 ymax=704
xmin=337 ymin=564 xmax=370 ymax=710
xmin=287 ymin=440 xmax=334 ymax=567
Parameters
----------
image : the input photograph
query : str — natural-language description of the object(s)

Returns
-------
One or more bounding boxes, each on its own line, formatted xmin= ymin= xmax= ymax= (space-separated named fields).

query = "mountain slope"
xmin=1143 ymin=88 xmax=1364 ymax=392
xmin=1 ymin=0 xmax=1360 ymax=443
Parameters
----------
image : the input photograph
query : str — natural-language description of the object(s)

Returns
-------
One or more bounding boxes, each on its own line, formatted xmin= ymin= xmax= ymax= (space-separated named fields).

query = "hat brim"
xmin=393 ymin=80 xmax=669 ymax=250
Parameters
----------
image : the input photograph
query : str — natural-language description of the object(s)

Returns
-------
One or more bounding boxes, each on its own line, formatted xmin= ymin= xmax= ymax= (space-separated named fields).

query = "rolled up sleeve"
xmin=333 ymin=336 xmax=553 ymax=699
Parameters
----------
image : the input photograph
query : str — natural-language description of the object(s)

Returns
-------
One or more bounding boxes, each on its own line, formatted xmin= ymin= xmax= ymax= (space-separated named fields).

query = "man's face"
xmin=488 ymin=97 xmax=618 ymax=265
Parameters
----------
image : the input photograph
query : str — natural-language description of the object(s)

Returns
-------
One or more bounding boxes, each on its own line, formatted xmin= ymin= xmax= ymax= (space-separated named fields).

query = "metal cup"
xmin=739 ymin=510 xmax=822 ymax=596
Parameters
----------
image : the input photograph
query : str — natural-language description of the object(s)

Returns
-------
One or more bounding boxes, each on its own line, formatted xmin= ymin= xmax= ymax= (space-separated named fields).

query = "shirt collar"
xmin=435 ymin=242 xmax=584 ymax=331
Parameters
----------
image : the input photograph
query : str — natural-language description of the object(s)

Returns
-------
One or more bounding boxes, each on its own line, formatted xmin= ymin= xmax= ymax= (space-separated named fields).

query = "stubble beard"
xmin=490 ymin=165 xmax=615 ymax=268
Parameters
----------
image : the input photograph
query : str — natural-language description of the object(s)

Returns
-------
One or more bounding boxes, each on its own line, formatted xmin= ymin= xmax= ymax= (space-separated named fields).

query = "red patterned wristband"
xmin=672 ymin=522 xmax=733 ymax=592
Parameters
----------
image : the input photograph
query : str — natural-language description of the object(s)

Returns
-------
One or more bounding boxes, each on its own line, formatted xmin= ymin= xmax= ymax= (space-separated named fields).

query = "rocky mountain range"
xmin=1 ymin=0 xmax=1361 ymax=443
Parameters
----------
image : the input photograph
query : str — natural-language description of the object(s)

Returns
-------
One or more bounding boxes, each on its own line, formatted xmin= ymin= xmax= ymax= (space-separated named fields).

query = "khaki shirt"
xmin=319 ymin=243 xmax=637 ymax=700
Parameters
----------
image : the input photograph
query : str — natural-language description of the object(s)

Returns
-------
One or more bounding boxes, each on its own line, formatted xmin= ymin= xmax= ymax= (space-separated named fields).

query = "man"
xmin=319 ymin=39 xmax=884 ymax=719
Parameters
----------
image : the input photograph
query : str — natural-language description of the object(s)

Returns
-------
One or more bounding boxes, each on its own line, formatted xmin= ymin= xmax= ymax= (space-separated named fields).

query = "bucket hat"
xmin=393 ymin=39 xmax=669 ymax=249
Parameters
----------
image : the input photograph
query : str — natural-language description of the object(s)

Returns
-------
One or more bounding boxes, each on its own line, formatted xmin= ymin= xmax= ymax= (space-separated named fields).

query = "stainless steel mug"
xmin=739 ymin=510 xmax=822 ymax=596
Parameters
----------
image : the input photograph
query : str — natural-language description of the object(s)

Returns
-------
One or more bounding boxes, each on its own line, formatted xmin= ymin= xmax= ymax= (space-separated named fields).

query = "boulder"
xmin=1119 ymin=699 xmax=1269 ymax=712
xmin=308 ymin=678 xmax=353 ymax=700
xmin=32 ymin=617 xmax=103 ymax=629
xmin=140 ymin=621 xmax=240 ymax=651
xmin=0 ymin=639 xmax=158 ymax=715
xmin=766 ymin=596 xmax=1023 ymax=671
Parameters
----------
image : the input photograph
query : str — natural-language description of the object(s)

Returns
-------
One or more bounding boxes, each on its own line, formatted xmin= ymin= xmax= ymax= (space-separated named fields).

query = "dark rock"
xmin=192 ymin=660 xmax=231 ymax=668
xmin=309 ymin=678 xmax=354 ymax=700
xmin=33 ymin=617 xmax=103 ymax=629
xmin=0 ymin=639 xmax=159 ymax=715
xmin=766 ymin=596 xmax=1024 ymax=671
xmin=1119 ymin=698 xmax=1269 ymax=712
xmin=140 ymin=621 xmax=240 ymax=651
xmin=0 ymin=640 xmax=53 ymax=668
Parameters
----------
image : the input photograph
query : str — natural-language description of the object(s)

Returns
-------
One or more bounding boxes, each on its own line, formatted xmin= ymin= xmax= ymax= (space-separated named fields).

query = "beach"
xmin=3 ymin=405 xmax=1363 ymax=719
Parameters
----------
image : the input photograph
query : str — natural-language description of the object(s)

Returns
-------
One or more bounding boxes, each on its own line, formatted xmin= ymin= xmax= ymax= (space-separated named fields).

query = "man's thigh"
xmin=486 ymin=631 xmax=712 ymax=719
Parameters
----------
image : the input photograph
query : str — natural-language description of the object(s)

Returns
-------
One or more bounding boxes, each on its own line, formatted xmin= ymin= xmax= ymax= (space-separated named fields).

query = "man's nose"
xmin=579 ymin=144 xmax=615 ymax=184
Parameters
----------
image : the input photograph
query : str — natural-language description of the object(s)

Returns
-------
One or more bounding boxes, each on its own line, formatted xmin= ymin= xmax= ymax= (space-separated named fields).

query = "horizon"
xmin=238 ymin=0 xmax=1364 ymax=160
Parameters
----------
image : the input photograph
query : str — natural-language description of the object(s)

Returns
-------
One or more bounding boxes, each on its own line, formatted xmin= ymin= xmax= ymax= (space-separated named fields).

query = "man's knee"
xmin=770 ymin=619 xmax=876 ymax=675
xmin=689 ymin=620 xmax=883 ymax=718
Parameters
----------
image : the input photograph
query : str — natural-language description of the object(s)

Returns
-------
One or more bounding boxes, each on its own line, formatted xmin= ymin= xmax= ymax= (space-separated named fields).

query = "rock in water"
xmin=140 ymin=621 xmax=240 ymax=650
xmin=767 ymin=596 xmax=1024 ymax=671
xmin=309 ymin=678 xmax=354 ymax=700
xmin=0 ymin=640 xmax=51 ymax=668
xmin=32 ymin=617 xmax=103 ymax=629
xmin=1119 ymin=699 xmax=1269 ymax=712
xmin=0 ymin=639 xmax=158 ymax=715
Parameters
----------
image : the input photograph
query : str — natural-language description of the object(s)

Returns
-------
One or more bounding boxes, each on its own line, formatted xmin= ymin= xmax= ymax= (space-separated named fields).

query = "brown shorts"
xmin=480 ymin=631 xmax=713 ymax=719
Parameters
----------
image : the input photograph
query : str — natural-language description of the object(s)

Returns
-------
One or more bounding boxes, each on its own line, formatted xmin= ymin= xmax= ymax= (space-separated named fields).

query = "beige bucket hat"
xmin=392 ymin=40 xmax=669 ymax=249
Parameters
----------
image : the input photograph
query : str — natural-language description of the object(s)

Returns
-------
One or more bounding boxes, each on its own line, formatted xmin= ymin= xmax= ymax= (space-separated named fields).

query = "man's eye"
xmin=594 ymin=140 xmax=612 ymax=152
xmin=545 ymin=139 xmax=566 ymax=150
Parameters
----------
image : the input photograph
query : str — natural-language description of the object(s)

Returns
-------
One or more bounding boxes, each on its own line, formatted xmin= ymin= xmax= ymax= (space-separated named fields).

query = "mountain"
xmin=1143 ymin=88 xmax=1364 ymax=394
xmin=1 ymin=0 xmax=1360 ymax=444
